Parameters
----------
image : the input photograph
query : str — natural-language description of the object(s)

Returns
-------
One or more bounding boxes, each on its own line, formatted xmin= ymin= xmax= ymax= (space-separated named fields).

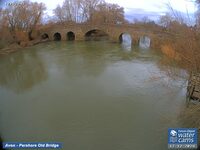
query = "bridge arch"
xmin=119 ymin=33 xmax=132 ymax=44
xmin=67 ymin=31 xmax=75 ymax=41
xmin=139 ymin=35 xmax=151 ymax=49
xmin=41 ymin=33 xmax=49 ymax=40
xmin=54 ymin=32 xmax=61 ymax=41
xmin=85 ymin=29 xmax=109 ymax=41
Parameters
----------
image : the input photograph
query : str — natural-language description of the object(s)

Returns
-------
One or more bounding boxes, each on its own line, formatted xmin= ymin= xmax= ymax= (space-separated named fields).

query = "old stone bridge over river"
xmin=39 ymin=23 xmax=169 ymax=48
xmin=0 ymin=27 xmax=187 ymax=150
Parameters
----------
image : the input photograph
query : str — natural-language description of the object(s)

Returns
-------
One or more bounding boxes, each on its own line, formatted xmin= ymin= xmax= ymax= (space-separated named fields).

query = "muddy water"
xmin=0 ymin=41 xmax=186 ymax=150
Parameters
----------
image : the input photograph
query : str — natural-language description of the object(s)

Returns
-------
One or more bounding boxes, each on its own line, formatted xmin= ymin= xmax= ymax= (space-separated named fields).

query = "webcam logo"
xmin=170 ymin=130 xmax=177 ymax=137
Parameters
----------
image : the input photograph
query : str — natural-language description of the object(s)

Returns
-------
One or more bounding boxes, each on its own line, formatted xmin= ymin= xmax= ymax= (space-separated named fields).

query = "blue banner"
xmin=168 ymin=128 xmax=198 ymax=149
xmin=3 ymin=142 xmax=62 ymax=149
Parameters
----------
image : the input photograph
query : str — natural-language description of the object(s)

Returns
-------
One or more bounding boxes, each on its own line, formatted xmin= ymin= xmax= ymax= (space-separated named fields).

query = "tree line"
xmin=53 ymin=0 xmax=125 ymax=24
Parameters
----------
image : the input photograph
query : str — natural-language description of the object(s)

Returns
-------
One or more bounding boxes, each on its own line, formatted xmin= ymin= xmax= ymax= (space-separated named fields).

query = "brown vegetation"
xmin=157 ymin=7 xmax=200 ymax=74
xmin=161 ymin=45 xmax=181 ymax=61
xmin=179 ymin=104 xmax=200 ymax=143
xmin=0 ymin=0 xmax=46 ymax=50
xmin=160 ymin=0 xmax=200 ymax=141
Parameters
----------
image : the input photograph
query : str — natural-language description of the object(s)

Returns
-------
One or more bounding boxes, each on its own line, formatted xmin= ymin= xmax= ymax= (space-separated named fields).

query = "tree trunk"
xmin=28 ymin=30 xmax=33 ymax=41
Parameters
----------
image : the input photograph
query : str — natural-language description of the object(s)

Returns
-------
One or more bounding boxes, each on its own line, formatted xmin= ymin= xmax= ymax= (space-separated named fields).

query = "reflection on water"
xmin=0 ymin=49 xmax=47 ymax=93
xmin=120 ymin=33 xmax=132 ymax=51
xmin=121 ymin=43 xmax=132 ymax=51
xmin=0 ymin=41 xmax=186 ymax=150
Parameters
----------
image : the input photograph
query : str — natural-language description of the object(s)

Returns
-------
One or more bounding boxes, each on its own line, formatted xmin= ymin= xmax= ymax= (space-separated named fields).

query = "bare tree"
xmin=159 ymin=13 xmax=173 ymax=28
xmin=53 ymin=0 xmax=104 ymax=23
xmin=89 ymin=2 xmax=125 ymax=24
xmin=83 ymin=0 xmax=104 ymax=22
xmin=2 ymin=0 xmax=46 ymax=42
xmin=53 ymin=5 xmax=66 ymax=23
xmin=27 ymin=2 xmax=46 ymax=40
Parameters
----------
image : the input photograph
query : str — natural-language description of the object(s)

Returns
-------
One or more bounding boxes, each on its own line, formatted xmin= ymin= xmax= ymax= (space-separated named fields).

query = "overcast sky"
xmin=115 ymin=0 xmax=197 ymax=21
xmin=1 ymin=0 xmax=197 ymax=21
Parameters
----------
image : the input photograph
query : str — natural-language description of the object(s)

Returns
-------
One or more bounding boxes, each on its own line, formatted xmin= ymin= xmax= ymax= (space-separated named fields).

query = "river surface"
xmin=0 ymin=41 xmax=187 ymax=150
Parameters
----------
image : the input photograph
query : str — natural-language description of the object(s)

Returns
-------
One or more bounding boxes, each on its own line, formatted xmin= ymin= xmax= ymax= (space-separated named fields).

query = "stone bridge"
xmin=38 ymin=23 xmax=166 ymax=48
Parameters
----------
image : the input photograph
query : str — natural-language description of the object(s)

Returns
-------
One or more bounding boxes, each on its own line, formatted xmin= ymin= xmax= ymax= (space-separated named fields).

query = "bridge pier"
xmin=75 ymin=32 xmax=84 ymax=41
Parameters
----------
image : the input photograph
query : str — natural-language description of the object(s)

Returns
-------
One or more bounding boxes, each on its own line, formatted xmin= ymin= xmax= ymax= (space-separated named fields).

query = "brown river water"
xmin=0 ymin=41 xmax=187 ymax=150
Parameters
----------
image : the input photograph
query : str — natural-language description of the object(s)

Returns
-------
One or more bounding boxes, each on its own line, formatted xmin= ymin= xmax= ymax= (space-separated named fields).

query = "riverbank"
xmin=0 ymin=39 xmax=49 ymax=56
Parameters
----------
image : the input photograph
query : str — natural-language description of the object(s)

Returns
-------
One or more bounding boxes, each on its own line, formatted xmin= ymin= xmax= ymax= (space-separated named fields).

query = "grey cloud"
xmin=124 ymin=8 xmax=165 ymax=22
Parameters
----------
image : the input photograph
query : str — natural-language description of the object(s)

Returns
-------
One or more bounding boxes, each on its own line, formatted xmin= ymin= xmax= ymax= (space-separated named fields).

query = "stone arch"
xmin=119 ymin=33 xmax=132 ymax=44
xmin=66 ymin=31 xmax=75 ymax=41
xmin=85 ymin=29 xmax=109 ymax=41
xmin=54 ymin=32 xmax=61 ymax=41
xmin=41 ymin=33 xmax=49 ymax=40
xmin=139 ymin=35 xmax=151 ymax=49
